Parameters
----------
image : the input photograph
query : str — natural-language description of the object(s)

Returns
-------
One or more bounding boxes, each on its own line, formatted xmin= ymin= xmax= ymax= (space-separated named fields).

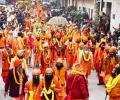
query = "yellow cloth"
xmin=29 ymin=91 xmax=34 ymax=100
xmin=106 ymin=74 xmax=120 ymax=93
xmin=16 ymin=37 xmax=25 ymax=50
xmin=71 ymin=69 xmax=85 ymax=76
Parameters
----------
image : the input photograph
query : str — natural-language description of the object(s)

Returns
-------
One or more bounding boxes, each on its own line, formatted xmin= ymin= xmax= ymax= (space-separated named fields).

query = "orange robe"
xmin=1 ymin=49 xmax=10 ymax=84
xmin=34 ymin=40 xmax=43 ymax=67
xmin=103 ymin=56 xmax=118 ymax=83
xmin=0 ymin=36 xmax=6 ymax=64
xmin=6 ymin=35 xmax=15 ymax=53
xmin=94 ymin=48 xmax=105 ymax=84
xmin=49 ymin=39 xmax=55 ymax=64
xmin=80 ymin=51 xmax=93 ymax=77
xmin=0 ymin=36 xmax=6 ymax=48
xmin=16 ymin=36 xmax=25 ymax=50
xmin=53 ymin=38 xmax=63 ymax=62
xmin=73 ymin=43 xmax=80 ymax=63
xmin=94 ymin=48 xmax=105 ymax=72
xmin=109 ymin=79 xmax=120 ymax=100
xmin=41 ymin=49 xmax=52 ymax=74
xmin=41 ymin=76 xmax=61 ymax=100
xmin=66 ymin=41 xmax=74 ymax=68
xmin=25 ymin=80 xmax=42 ymax=100
xmin=52 ymin=66 xmax=67 ymax=98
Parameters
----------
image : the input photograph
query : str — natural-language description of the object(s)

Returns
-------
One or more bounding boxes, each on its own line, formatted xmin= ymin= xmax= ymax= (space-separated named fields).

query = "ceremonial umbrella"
xmin=47 ymin=16 xmax=68 ymax=26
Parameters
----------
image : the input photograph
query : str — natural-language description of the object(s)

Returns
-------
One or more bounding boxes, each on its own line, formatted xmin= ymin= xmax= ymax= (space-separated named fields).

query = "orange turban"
xmin=14 ymin=59 xmax=22 ymax=68
xmin=109 ymin=46 xmax=117 ymax=53
xmin=32 ymin=69 xmax=41 ymax=75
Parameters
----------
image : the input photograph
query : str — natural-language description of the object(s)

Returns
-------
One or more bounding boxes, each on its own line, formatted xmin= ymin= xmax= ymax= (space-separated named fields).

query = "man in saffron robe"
xmin=41 ymin=68 xmax=61 ymax=100
xmin=66 ymin=63 xmax=89 ymax=100
xmin=24 ymin=69 xmax=42 ymax=100
xmin=80 ymin=45 xmax=93 ymax=78
xmin=40 ymin=42 xmax=52 ymax=74
xmin=52 ymin=58 xmax=67 ymax=99
xmin=65 ymin=36 xmax=74 ymax=69
xmin=1 ymin=49 xmax=9 ymax=84
xmin=4 ymin=59 xmax=28 ymax=100
xmin=2 ymin=48 xmax=14 ymax=85
xmin=0 ymin=30 xmax=6 ymax=64
xmin=73 ymin=38 xmax=82 ymax=63
xmin=94 ymin=40 xmax=106 ymax=85
xmin=25 ymin=32 xmax=34 ymax=67
xmin=10 ymin=50 xmax=28 ymax=77
xmin=53 ymin=31 xmax=63 ymax=61
xmin=16 ymin=32 xmax=25 ymax=51
xmin=103 ymin=46 xmax=119 ymax=83
xmin=6 ymin=31 xmax=15 ymax=53
xmin=106 ymin=65 xmax=120 ymax=100
xmin=34 ymin=34 xmax=43 ymax=68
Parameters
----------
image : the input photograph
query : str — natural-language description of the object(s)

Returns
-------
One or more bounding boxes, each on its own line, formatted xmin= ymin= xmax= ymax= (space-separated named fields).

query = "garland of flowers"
xmin=13 ymin=67 xmax=23 ymax=85
xmin=29 ymin=84 xmax=40 ymax=100
xmin=71 ymin=69 xmax=85 ymax=76
xmin=42 ymin=79 xmax=55 ymax=100
xmin=82 ymin=50 xmax=91 ymax=62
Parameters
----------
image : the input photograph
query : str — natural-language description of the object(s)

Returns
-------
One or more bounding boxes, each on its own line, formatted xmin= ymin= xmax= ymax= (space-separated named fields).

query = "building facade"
xmin=64 ymin=0 xmax=120 ymax=32
xmin=103 ymin=0 xmax=120 ymax=32
xmin=66 ymin=0 xmax=95 ymax=19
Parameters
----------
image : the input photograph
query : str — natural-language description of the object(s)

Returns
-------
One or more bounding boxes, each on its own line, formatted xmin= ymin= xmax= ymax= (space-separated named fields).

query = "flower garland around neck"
xmin=42 ymin=78 xmax=55 ymax=100
xmin=82 ymin=49 xmax=91 ymax=62
xmin=29 ymin=83 xmax=40 ymax=100
xmin=71 ymin=69 xmax=85 ymax=76
xmin=13 ymin=67 xmax=23 ymax=85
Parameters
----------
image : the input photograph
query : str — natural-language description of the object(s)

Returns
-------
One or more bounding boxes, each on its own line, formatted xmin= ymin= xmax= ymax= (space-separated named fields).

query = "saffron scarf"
xmin=29 ymin=91 xmax=34 ymax=100
xmin=106 ymin=74 xmax=120 ymax=93
xmin=71 ymin=69 xmax=85 ymax=75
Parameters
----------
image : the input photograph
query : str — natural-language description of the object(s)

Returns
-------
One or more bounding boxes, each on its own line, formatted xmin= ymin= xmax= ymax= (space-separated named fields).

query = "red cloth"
xmin=26 ymin=36 xmax=34 ymax=49
xmin=66 ymin=74 xmax=89 ymax=99
xmin=14 ymin=59 xmax=22 ymax=68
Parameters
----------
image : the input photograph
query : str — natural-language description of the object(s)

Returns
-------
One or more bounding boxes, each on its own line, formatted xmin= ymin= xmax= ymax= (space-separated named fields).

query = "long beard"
xmin=45 ymin=75 xmax=53 ymax=82
xmin=56 ymin=63 xmax=63 ymax=70
xmin=33 ymin=78 xmax=40 ymax=86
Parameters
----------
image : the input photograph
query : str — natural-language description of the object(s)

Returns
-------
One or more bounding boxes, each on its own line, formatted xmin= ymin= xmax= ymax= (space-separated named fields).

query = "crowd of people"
xmin=0 ymin=1 xmax=120 ymax=100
